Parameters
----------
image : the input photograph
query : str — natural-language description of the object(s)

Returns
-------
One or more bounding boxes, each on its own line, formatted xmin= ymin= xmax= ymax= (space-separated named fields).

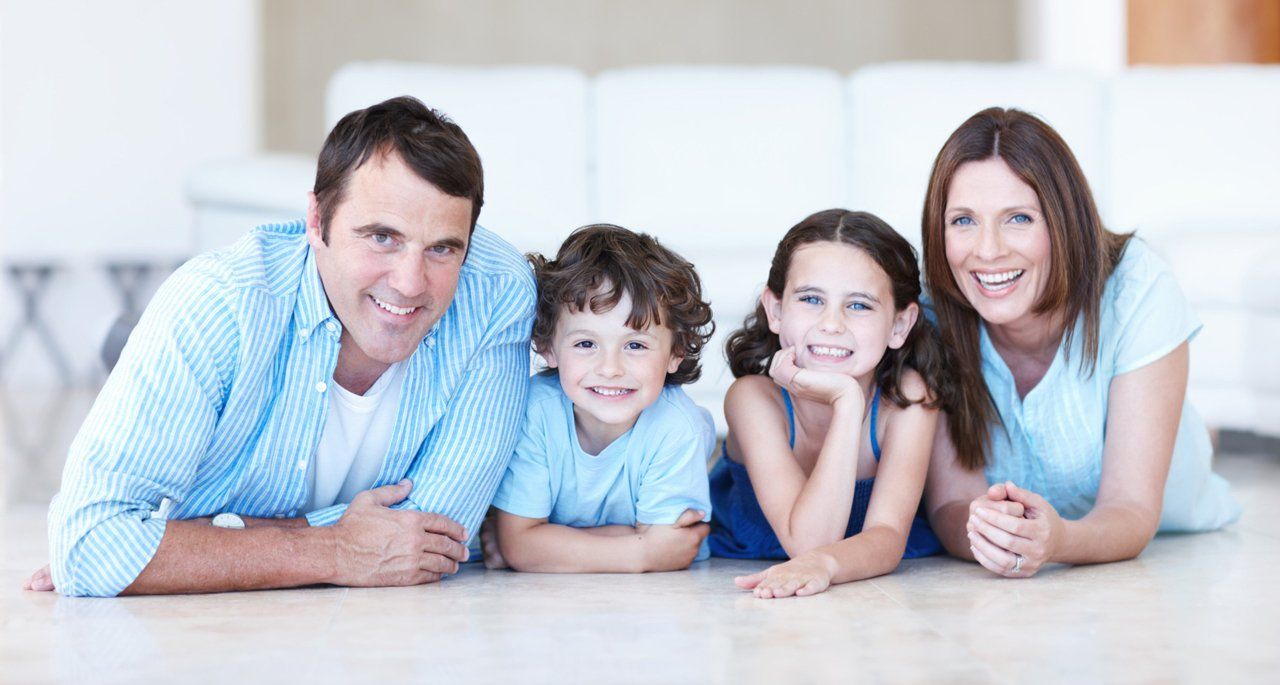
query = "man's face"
xmin=307 ymin=151 xmax=472 ymax=382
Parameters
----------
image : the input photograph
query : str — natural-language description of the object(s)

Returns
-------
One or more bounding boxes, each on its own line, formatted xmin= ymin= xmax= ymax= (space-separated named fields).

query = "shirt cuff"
xmin=57 ymin=515 xmax=167 ymax=598
xmin=305 ymin=504 xmax=346 ymax=527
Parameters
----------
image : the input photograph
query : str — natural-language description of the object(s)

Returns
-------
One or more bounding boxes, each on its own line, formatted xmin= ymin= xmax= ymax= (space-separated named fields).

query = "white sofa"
xmin=186 ymin=61 xmax=1280 ymax=437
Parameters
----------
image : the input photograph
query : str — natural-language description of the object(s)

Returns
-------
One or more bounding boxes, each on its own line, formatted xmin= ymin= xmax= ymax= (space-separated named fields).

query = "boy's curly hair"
xmin=529 ymin=224 xmax=714 ymax=385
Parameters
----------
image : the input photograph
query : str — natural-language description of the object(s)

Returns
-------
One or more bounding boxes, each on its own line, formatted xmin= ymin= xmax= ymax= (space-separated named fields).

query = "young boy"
xmin=483 ymin=224 xmax=716 ymax=572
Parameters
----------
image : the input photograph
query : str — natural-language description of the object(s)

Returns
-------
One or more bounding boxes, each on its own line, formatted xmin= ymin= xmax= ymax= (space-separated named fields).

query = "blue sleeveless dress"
xmin=708 ymin=386 xmax=943 ymax=560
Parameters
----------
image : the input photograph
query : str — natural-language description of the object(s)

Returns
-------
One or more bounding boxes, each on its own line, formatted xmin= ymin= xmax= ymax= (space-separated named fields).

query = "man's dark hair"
xmin=313 ymin=96 xmax=484 ymax=242
xmin=529 ymin=224 xmax=714 ymax=386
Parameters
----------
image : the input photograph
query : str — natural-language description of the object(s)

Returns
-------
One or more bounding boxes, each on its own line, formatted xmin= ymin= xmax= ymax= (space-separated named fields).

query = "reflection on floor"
xmin=2 ymin=385 xmax=1278 ymax=683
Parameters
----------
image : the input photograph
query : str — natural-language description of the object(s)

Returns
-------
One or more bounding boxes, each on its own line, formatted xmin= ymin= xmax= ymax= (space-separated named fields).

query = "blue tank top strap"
xmin=870 ymin=384 xmax=882 ymax=462
xmin=780 ymin=388 xmax=796 ymax=449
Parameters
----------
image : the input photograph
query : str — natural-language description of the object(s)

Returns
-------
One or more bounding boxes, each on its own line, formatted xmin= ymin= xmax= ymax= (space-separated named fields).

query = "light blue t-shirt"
xmin=980 ymin=238 xmax=1240 ymax=531
xmin=492 ymin=374 xmax=715 ymax=558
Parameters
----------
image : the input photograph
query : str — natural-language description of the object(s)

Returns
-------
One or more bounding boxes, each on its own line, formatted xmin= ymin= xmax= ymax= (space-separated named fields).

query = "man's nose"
xmin=387 ymin=251 xmax=429 ymax=298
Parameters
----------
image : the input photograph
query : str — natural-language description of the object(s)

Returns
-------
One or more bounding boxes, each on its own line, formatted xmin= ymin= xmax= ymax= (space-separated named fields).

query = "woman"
xmin=922 ymin=108 xmax=1240 ymax=578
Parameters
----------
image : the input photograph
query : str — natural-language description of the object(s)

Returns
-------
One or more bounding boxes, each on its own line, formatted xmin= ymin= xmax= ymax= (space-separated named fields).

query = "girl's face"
xmin=943 ymin=157 xmax=1053 ymax=331
xmin=762 ymin=242 xmax=917 ymax=381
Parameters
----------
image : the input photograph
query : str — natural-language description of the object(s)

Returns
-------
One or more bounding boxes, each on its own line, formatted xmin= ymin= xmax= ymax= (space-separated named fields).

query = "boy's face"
xmin=541 ymin=291 xmax=682 ymax=448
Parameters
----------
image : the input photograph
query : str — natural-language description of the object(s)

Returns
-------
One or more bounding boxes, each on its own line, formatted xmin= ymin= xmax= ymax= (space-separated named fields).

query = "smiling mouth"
xmin=972 ymin=269 xmax=1025 ymax=292
xmin=589 ymin=386 xmax=636 ymax=398
xmin=370 ymin=295 xmax=418 ymax=316
xmin=807 ymin=345 xmax=852 ymax=360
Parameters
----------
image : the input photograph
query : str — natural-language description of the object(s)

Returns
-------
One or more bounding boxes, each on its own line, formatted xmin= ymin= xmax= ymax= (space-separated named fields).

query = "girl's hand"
xmin=768 ymin=347 xmax=864 ymax=408
xmin=733 ymin=550 xmax=837 ymax=599
xmin=966 ymin=481 xmax=1064 ymax=578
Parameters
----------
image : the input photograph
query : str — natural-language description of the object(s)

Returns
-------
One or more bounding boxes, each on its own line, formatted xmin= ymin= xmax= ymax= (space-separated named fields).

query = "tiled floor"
xmin=2 ymin=386 xmax=1278 ymax=683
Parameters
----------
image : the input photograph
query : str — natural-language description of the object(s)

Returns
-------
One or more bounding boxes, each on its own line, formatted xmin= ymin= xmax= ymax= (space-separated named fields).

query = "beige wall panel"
xmin=263 ymin=0 xmax=1019 ymax=153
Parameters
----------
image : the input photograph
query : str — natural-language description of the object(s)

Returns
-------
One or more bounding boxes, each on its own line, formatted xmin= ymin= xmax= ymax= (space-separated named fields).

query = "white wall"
xmin=1018 ymin=0 xmax=1126 ymax=71
xmin=0 ymin=0 xmax=260 ymax=385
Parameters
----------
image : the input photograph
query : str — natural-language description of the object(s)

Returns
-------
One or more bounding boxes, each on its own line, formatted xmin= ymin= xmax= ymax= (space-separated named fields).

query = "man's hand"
xmin=637 ymin=508 xmax=708 ymax=572
xmin=328 ymin=479 xmax=470 ymax=587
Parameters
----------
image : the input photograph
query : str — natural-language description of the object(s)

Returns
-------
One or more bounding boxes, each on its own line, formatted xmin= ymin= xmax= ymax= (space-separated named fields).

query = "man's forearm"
xmin=121 ymin=520 xmax=336 ymax=595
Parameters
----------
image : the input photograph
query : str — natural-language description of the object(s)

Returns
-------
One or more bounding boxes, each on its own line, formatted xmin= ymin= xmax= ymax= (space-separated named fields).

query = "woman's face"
xmin=943 ymin=157 xmax=1052 ymax=331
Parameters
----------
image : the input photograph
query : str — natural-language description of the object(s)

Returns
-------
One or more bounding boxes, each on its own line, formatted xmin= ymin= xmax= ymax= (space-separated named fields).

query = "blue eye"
xmin=849 ymin=302 xmax=870 ymax=311
xmin=950 ymin=216 xmax=975 ymax=226
xmin=371 ymin=232 xmax=393 ymax=245
xmin=573 ymin=340 xmax=595 ymax=349
xmin=428 ymin=244 xmax=455 ymax=256
xmin=625 ymin=341 xmax=648 ymax=351
xmin=1010 ymin=213 xmax=1033 ymax=224
xmin=799 ymin=295 xmax=822 ymax=305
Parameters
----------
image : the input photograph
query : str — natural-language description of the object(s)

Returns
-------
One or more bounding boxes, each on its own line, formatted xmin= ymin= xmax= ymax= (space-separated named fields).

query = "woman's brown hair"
xmin=921 ymin=107 xmax=1132 ymax=470
xmin=725 ymin=209 xmax=956 ymax=413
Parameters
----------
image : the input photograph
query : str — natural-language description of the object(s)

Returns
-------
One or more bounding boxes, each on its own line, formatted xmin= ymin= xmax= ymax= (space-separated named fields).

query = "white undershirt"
xmin=306 ymin=361 xmax=406 ymax=512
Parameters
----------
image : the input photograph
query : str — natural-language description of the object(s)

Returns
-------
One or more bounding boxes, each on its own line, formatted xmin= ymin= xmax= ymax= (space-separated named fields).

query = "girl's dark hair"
xmin=725 ymin=209 xmax=956 ymax=413
xmin=921 ymin=107 xmax=1132 ymax=470
xmin=530 ymin=224 xmax=714 ymax=385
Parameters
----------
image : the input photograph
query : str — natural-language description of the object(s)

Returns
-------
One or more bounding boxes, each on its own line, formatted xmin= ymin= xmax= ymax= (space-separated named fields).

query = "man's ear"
xmin=889 ymin=302 xmax=919 ymax=350
xmin=761 ymin=288 xmax=783 ymax=335
xmin=306 ymin=192 xmax=325 ymax=249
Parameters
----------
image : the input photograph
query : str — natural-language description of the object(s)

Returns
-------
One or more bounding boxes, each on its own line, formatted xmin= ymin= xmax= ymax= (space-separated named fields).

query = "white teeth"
xmin=809 ymin=345 xmax=852 ymax=358
xmin=974 ymin=270 xmax=1024 ymax=291
xmin=590 ymin=387 xmax=633 ymax=397
xmin=372 ymin=297 xmax=417 ymax=316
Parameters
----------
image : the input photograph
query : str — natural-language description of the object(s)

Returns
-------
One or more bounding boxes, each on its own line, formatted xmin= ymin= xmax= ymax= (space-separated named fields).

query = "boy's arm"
xmin=494 ymin=510 xmax=704 ymax=573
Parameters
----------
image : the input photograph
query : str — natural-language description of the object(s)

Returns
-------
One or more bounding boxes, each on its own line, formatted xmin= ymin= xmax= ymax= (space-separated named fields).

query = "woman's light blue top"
xmin=980 ymin=238 xmax=1240 ymax=531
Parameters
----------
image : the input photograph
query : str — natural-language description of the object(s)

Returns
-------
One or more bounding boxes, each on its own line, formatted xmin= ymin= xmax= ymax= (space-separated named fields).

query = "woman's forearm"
xmin=1055 ymin=504 xmax=1159 ymax=565
xmin=499 ymin=523 xmax=645 ymax=573
xmin=930 ymin=499 xmax=978 ymax=560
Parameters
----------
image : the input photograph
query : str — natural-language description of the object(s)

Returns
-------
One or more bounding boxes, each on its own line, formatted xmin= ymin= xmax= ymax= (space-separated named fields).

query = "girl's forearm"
xmin=811 ymin=524 xmax=907 ymax=585
xmin=782 ymin=401 xmax=864 ymax=555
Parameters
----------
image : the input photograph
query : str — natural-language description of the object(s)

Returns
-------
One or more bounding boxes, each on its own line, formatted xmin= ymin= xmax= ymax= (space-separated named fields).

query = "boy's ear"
xmin=761 ymin=288 xmax=783 ymax=335
xmin=537 ymin=342 xmax=558 ymax=369
xmin=888 ymin=302 xmax=919 ymax=350
xmin=666 ymin=353 xmax=683 ymax=375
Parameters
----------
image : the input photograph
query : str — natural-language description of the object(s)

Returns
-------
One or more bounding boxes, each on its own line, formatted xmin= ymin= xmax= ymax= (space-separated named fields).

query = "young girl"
xmin=710 ymin=209 xmax=950 ymax=598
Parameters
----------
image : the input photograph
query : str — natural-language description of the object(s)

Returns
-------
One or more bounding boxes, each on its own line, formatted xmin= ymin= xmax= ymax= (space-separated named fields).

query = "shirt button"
xmin=325 ymin=321 xmax=337 ymax=333
xmin=297 ymin=459 xmax=307 ymax=471
xmin=315 ymin=381 xmax=327 ymax=393
xmin=274 ymin=513 xmax=286 ymax=519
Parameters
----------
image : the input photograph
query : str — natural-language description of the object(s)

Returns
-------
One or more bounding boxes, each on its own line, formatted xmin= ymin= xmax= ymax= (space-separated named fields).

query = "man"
xmin=24 ymin=96 xmax=535 ymax=597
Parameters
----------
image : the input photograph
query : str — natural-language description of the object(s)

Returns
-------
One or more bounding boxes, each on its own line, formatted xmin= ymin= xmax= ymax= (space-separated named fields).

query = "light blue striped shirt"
xmin=48 ymin=220 xmax=535 ymax=597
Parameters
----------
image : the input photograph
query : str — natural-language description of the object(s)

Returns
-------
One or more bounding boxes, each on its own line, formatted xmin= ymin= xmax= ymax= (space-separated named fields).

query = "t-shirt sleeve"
xmin=490 ymin=389 xmax=555 ymax=520
xmin=634 ymin=405 xmax=715 ymax=525
xmin=1112 ymin=248 xmax=1203 ymax=376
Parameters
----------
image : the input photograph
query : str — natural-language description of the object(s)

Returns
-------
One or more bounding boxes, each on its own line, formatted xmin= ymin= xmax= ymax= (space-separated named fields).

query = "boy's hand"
xmin=734 ymin=550 xmax=837 ymax=599
xmin=638 ymin=510 xmax=708 ymax=572
xmin=480 ymin=509 xmax=508 ymax=570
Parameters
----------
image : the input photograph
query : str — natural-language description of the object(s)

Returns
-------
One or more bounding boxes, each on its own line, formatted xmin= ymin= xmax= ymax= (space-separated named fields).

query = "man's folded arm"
xmin=392 ymin=275 xmax=535 ymax=539
xmin=48 ymin=265 xmax=236 ymax=597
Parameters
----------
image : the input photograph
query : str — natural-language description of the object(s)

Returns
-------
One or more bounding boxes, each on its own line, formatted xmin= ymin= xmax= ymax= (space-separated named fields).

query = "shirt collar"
xmin=295 ymin=247 xmax=338 ymax=339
